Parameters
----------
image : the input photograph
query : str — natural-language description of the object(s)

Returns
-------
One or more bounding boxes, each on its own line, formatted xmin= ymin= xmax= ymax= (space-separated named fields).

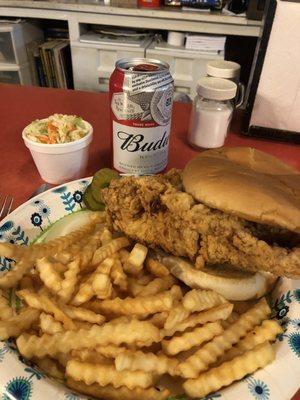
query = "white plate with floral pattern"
xmin=0 ymin=178 xmax=299 ymax=400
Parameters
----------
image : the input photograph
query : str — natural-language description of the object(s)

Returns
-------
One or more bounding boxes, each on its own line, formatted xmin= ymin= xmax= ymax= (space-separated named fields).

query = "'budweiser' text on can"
xmin=109 ymin=58 xmax=174 ymax=175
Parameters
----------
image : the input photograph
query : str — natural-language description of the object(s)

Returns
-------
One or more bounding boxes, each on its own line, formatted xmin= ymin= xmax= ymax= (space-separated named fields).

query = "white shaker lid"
xmin=197 ymin=77 xmax=237 ymax=100
xmin=207 ymin=60 xmax=241 ymax=79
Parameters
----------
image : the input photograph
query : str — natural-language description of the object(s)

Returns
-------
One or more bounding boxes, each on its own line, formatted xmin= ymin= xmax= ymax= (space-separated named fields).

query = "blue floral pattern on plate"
xmin=246 ymin=377 xmax=270 ymax=400
xmin=0 ymin=178 xmax=299 ymax=400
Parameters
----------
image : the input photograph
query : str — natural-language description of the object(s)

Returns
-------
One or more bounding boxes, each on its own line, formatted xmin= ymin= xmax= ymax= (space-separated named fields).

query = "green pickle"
xmin=91 ymin=168 xmax=120 ymax=203
xmin=83 ymin=184 xmax=105 ymax=211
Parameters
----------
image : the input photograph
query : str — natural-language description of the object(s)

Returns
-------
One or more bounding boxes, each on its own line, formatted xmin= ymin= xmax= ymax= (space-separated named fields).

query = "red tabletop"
xmin=0 ymin=83 xmax=299 ymax=208
xmin=0 ymin=83 xmax=299 ymax=399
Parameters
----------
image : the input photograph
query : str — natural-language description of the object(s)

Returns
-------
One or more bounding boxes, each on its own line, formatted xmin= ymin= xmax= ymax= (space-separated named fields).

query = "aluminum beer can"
xmin=109 ymin=58 xmax=174 ymax=175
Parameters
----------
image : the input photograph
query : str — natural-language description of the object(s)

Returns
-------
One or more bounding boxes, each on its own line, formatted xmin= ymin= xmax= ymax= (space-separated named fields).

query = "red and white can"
xmin=109 ymin=58 xmax=174 ymax=175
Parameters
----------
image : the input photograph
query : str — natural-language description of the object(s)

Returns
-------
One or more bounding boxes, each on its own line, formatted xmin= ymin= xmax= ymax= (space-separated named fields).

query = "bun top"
xmin=182 ymin=147 xmax=300 ymax=232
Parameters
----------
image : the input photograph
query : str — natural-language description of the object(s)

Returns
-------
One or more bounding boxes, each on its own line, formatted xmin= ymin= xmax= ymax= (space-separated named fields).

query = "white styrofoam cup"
xmin=22 ymin=120 xmax=93 ymax=184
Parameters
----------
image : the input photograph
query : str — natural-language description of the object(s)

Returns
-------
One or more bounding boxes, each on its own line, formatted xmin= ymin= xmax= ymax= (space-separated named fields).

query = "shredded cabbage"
xmin=25 ymin=114 xmax=89 ymax=144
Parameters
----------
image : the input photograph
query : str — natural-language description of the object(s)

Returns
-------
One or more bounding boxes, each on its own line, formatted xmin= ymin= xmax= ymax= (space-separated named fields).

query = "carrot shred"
xmin=39 ymin=136 xmax=50 ymax=144
xmin=47 ymin=122 xmax=58 ymax=143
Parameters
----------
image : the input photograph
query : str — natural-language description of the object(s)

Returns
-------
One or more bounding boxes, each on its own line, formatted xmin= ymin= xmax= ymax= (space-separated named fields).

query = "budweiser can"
xmin=109 ymin=57 xmax=174 ymax=175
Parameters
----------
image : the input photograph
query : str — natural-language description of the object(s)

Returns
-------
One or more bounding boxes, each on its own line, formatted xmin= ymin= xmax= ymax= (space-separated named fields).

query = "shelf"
xmin=0 ymin=63 xmax=20 ymax=71
xmin=0 ymin=0 xmax=262 ymax=36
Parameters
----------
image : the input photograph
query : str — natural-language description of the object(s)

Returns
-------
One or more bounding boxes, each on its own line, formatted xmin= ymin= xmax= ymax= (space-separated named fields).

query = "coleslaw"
xmin=25 ymin=114 xmax=89 ymax=144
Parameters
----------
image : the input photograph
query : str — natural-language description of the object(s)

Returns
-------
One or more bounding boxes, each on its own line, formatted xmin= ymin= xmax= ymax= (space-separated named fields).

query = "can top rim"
xmin=116 ymin=58 xmax=170 ymax=74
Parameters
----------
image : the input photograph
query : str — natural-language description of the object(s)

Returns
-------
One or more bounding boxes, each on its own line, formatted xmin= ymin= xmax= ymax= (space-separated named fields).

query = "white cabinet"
xmin=71 ymin=38 xmax=152 ymax=92
xmin=0 ymin=21 xmax=43 ymax=85
xmin=0 ymin=63 xmax=32 ymax=85
xmin=72 ymin=37 xmax=224 ymax=98
xmin=146 ymin=41 xmax=224 ymax=99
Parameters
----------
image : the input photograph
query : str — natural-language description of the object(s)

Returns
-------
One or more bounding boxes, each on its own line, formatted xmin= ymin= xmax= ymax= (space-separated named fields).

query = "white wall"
xmin=250 ymin=0 xmax=300 ymax=133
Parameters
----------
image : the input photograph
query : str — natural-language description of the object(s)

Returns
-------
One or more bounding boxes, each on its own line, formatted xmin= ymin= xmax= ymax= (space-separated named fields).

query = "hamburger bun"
xmin=162 ymin=255 xmax=277 ymax=301
xmin=177 ymin=147 xmax=298 ymax=299
xmin=182 ymin=147 xmax=300 ymax=233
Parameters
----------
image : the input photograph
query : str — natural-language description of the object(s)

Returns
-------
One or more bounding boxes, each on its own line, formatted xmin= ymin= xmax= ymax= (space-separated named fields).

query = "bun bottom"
xmin=162 ymin=256 xmax=277 ymax=301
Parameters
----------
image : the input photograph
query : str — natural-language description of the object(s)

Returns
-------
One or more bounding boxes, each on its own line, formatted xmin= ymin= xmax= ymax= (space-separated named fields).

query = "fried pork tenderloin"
xmin=102 ymin=148 xmax=300 ymax=281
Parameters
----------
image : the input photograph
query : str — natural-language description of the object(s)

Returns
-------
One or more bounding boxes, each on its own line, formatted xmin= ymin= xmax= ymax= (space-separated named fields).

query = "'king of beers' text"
xmin=117 ymin=130 xmax=169 ymax=152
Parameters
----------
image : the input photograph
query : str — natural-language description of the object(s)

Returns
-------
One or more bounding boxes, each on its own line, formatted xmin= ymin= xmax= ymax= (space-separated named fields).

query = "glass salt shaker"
xmin=188 ymin=77 xmax=237 ymax=149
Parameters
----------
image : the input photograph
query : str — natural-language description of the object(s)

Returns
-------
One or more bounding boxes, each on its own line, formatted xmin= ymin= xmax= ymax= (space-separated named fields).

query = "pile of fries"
xmin=0 ymin=211 xmax=282 ymax=399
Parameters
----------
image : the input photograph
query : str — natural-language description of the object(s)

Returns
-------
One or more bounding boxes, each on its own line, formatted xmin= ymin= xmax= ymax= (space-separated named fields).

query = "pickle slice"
xmin=83 ymin=184 xmax=105 ymax=211
xmin=91 ymin=168 xmax=119 ymax=203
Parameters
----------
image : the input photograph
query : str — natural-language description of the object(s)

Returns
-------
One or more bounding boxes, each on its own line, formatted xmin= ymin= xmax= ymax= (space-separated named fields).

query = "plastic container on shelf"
xmin=22 ymin=120 xmax=93 ymax=184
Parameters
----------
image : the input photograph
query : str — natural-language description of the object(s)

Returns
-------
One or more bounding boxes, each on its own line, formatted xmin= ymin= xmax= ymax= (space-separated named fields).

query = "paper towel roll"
xmin=167 ymin=31 xmax=185 ymax=47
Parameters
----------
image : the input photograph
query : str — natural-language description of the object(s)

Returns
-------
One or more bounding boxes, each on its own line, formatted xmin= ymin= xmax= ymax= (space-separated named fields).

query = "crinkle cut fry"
xmin=215 ymin=319 xmax=283 ymax=365
xmin=183 ymin=289 xmax=226 ymax=312
xmin=0 ymin=259 xmax=33 ymax=289
xmin=36 ymin=258 xmax=63 ymax=295
xmin=110 ymin=258 xmax=128 ymax=292
xmin=0 ymin=216 xmax=103 ymax=289
xmin=58 ymin=258 xmax=81 ymax=302
xmin=0 ymin=214 xmax=102 ymax=261
xmin=71 ymin=349 xmax=111 ymax=364
xmin=54 ymin=236 xmax=90 ymax=264
xmin=178 ymin=298 xmax=271 ymax=378
xmin=147 ymin=312 xmax=168 ymax=329
xmin=66 ymin=378 xmax=170 ymax=400
xmin=17 ymin=289 xmax=75 ymax=330
xmin=39 ymin=313 xmax=64 ymax=334
xmin=221 ymin=311 xmax=240 ymax=329
xmin=77 ymin=227 xmax=104 ymax=268
xmin=164 ymin=304 xmax=190 ymax=330
xmin=124 ymin=243 xmax=148 ymax=275
xmin=138 ymin=275 xmax=176 ymax=297
xmin=91 ymin=288 xmax=174 ymax=316
xmin=92 ymin=273 xmax=113 ymax=299
xmin=115 ymin=350 xmax=179 ymax=375
xmin=16 ymin=320 xmax=160 ymax=358
xmin=162 ymin=321 xmax=223 ymax=356
xmin=95 ymin=344 xmax=127 ymax=358
xmin=72 ymin=258 xmax=114 ymax=306
xmin=0 ymin=308 xmax=40 ymax=340
xmin=60 ymin=303 xmax=105 ymax=325
xmin=183 ymin=342 xmax=275 ymax=399
xmin=146 ymin=257 xmax=170 ymax=277
xmin=161 ymin=303 xmax=233 ymax=338
xmin=66 ymin=360 xmax=154 ymax=389
xmin=37 ymin=257 xmax=81 ymax=303
xmin=91 ymin=237 xmax=130 ymax=267
xmin=100 ymin=228 xmax=113 ymax=245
